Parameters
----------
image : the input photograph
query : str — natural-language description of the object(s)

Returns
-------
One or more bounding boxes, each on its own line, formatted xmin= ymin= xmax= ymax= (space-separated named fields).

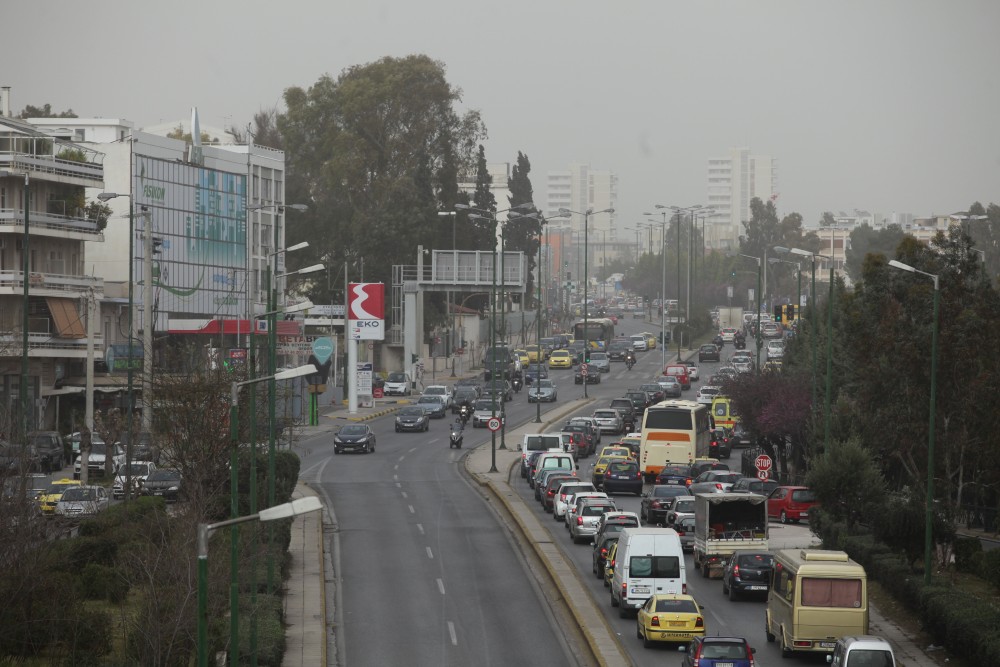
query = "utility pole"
xmin=142 ymin=209 xmax=154 ymax=435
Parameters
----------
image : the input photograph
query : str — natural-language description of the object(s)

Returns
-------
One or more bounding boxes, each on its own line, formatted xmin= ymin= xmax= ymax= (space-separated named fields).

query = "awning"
xmin=42 ymin=387 xmax=85 ymax=397
xmin=168 ymin=318 xmax=303 ymax=336
xmin=46 ymin=297 xmax=87 ymax=338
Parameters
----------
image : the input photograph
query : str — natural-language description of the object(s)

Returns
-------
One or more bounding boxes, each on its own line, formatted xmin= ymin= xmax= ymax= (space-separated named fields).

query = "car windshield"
xmin=675 ymin=498 xmax=695 ymax=512
xmin=387 ymin=372 xmax=407 ymax=382
xmin=654 ymin=598 xmax=698 ymax=613
xmin=148 ymin=470 xmax=181 ymax=482
xmin=701 ymin=641 xmax=748 ymax=660
xmin=590 ymin=353 xmax=607 ymax=360
xmin=44 ymin=481 xmax=77 ymax=494
xmin=738 ymin=553 xmax=774 ymax=567
xmin=119 ymin=464 xmax=150 ymax=475
xmin=537 ymin=380 xmax=554 ymax=388
xmin=399 ymin=407 xmax=424 ymax=416
xmin=661 ymin=466 xmax=688 ymax=476
xmin=339 ymin=425 xmax=367 ymax=436
xmin=418 ymin=396 xmax=439 ymax=404
xmin=62 ymin=487 xmax=96 ymax=501
xmin=594 ymin=411 xmax=616 ymax=418
xmin=474 ymin=400 xmax=498 ymax=411
xmin=424 ymin=387 xmax=447 ymax=395
xmin=792 ymin=489 xmax=817 ymax=502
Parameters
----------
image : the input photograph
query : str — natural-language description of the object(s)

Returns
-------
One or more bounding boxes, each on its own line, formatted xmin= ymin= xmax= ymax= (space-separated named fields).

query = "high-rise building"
xmin=706 ymin=148 xmax=777 ymax=251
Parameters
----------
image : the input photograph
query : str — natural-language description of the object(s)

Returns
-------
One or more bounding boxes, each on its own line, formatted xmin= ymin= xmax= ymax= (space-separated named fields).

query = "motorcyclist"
xmin=459 ymin=399 xmax=472 ymax=425
xmin=625 ymin=348 xmax=635 ymax=370
xmin=449 ymin=420 xmax=464 ymax=448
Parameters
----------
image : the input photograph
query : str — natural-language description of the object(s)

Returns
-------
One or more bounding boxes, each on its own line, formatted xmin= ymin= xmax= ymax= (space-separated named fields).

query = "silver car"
xmin=528 ymin=379 xmax=558 ymax=403
xmin=569 ymin=497 xmax=617 ymax=543
xmin=587 ymin=352 xmax=611 ymax=373
xmin=591 ymin=409 xmax=624 ymax=435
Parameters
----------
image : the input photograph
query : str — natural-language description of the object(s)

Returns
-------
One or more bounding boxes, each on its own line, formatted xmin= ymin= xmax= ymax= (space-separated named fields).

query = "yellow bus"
xmin=638 ymin=399 xmax=711 ymax=481
xmin=766 ymin=549 xmax=869 ymax=658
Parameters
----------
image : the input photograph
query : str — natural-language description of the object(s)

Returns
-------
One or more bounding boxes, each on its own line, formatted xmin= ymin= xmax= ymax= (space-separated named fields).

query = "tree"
xmin=844 ymin=223 xmax=905 ymax=284
xmin=820 ymin=211 xmax=837 ymax=227
xmin=17 ymin=103 xmax=77 ymax=119
xmin=505 ymin=152 xmax=538 ymax=305
xmin=227 ymin=108 xmax=284 ymax=150
xmin=806 ymin=437 xmax=887 ymax=530
xmin=165 ymin=124 xmax=216 ymax=144
xmin=278 ymin=55 xmax=487 ymax=298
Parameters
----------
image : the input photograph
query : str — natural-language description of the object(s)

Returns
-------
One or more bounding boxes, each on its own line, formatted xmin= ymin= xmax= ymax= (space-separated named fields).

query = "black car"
xmin=334 ymin=424 xmax=377 ymax=453
xmin=638 ymin=383 xmax=665 ymax=404
xmin=451 ymin=387 xmax=480 ymax=413
xmin=482 ymin=380 xmax=513 ymax=403
xmin=607 ymin=341 xmax=631 ymax=361
xmin=395 ymin=406 xmax=430 ymax=433
xmin=655 ymin=464 xmax=693 ymax=487
xmin=601 ymin=459 xmax=643 ymax=496
xmin=0 ymin=441 xmax=47 ymax=473
xmin=592 ymin=536 xmax=619 ymax=579
xmin=689 ymin=460 xmax=730 ymax=478
xmin=142 ymin=469 xmax=183 ymax=502
xmin=28 ymin=431 xmax=66 ymax=471
xmin=730 ymin=477 xmax=778 ymax=495
xmin=574 ymin=364 xmax=602 ymax=384
xmin=625 ymin=390 xmax=650 ymax=414
xmin=640 ymin=485 xmax=691 ymax=523
xmin=608 ymin=399 xmax=637 ymax=431
xmin=698 ymin=343 xmax=721 ymax=363
xmin=523 ymin=363 xmax=549 ymax=384
xmin=721 ymin=551 xmax=774 ymax=600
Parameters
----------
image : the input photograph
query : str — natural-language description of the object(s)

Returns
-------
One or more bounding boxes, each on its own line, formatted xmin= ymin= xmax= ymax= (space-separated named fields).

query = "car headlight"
xmin=334 ymin=437 xmax=344 ymax=443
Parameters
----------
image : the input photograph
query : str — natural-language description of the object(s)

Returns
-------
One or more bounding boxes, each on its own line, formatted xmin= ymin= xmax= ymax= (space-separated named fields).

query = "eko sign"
xmin=348 ymin=283 xmax=385 ymax=340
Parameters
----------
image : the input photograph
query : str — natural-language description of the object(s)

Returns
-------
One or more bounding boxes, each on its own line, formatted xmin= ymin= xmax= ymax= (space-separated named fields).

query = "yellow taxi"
xmin=591 ymin=455 xmax=629 ymax=488
xmin=525 ymin=344 xmax=544 ymax=363
xmin=514 ymin=348 xmax=530 ymax=367
xmin=548 ymin=349 xmax=573 ymax=369
xmin=37 ymin=478 xmax=82 ymax=515
xmin=641 ymin=332 xmax=658 ymax=350
xmin=636 ymin=594 xmax=706 ymax=648
xmin=598 ymin=445 xmax=633 ymax=460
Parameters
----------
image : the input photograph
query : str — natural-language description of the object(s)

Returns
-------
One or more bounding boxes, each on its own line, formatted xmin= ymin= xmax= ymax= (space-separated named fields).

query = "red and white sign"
xmin=487 ymin=417 xmax=502 ymax=432
xmin=757 ymin=470 xmax=771 ymax=480
xmin=754 ymin=454 xmax=773 ymax=472
xmin=348 ymin=283 xmax=385 ymax=341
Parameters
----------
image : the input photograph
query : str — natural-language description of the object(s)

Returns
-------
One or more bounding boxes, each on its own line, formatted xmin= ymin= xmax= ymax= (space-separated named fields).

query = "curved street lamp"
xmin=888 ymin=259 xmax=940 ymax=585
xmin=558 ymin=207 xmax=614 ymax=398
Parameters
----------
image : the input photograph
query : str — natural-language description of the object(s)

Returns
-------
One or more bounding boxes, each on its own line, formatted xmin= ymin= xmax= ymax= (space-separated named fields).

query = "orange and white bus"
xmin=638 ymin=399 xmax=711 ymax=480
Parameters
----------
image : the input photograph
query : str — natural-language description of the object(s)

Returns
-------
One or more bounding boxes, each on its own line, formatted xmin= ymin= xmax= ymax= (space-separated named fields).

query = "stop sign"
xmin=754 ymin=454 xmax=773 ymax=472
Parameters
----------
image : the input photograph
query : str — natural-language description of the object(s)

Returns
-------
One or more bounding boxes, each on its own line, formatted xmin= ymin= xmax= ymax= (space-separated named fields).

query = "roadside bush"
xmin=63 ymin=534 xmax=119 ymax=570
xmin=981 ymin=548 xmax=1000 ymax=592
xmin=243 ymin=593 xmax=285 ymax=666
xmin=79 ymin=562 xmax=129 ymax=603
xmin=920 ymin=588 xmax=1000 ymax=665
xmin=62 ymin=609 xmax=113 ymax=659
xmin=953 ymin=535 xmax=983 ymax=572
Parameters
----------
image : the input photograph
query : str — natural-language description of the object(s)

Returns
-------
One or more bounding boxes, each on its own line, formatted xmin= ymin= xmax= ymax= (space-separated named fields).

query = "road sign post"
xmin=487 ymin=417 xmax=502 ymax=432
xmin=754 ymin=454 xmax=773 ymax=480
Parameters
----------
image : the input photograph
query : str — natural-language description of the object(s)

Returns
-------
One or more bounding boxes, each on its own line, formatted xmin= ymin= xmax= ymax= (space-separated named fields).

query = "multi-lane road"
xmin=294 ymin=317 xmax=818 ymax=666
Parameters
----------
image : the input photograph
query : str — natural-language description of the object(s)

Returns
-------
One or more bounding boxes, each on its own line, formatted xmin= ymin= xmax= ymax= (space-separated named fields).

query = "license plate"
xmin=747 ymin=585 xmax=766 ymax=590
xmin=668 ymin=621 xmax=687 ymax=627
xmin=819 ymin=642 xmax=836 ymax=649
xmin=631 ymin=587 xmax=650 ymax=595
xmin=716 ymin=663 xmax=734 ymax=667
xmin=665 ymin=480 xmax=680 ymax=485
xmin=800 ymin=512 xmax=809 ymax=517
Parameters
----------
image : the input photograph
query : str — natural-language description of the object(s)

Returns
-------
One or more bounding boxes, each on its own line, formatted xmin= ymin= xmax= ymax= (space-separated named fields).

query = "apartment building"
xmin=706 ymin=147 xmax=777 ymax=251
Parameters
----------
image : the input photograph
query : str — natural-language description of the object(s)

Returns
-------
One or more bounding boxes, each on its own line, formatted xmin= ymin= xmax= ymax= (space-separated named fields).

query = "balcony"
xmin=0 ymin=331 xmax=104 ymax=359
xmin=0 ymin=270 xmax=103 ymax=297
xmin=0 ymin=208 xmax=104 ymax=241
xmin=0 ymin=127 xmax=104 ymax=188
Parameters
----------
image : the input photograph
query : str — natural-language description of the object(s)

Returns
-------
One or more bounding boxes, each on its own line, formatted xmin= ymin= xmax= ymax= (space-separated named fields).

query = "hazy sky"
xmin=7 ymin=0 xmax=999 ymax=229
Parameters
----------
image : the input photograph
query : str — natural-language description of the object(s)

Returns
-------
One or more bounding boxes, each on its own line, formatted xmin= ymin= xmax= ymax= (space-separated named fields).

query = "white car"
xmin=720 ymin=327 xmax=739 ymax=342
xmin=421 ymin=385 xmax=452 ymax=408
xmin=113 ymin=461 xmax=157 ymax=499
xmin=553 ymin=482 xmax=598 ymax=520
xmin=629 ymin=335 xmax=648 ymax=351
xmin=766 ymin=339 xmax=785 ymax=360
xmin=383 ymin=372 xmax=412 ymax=396
xmin=696 ymin=385 xmax=722 ymax=406
xmin=74 ymin=442 xmax=125 ymax=480
xmin=55 ymin=485 xmax=110 ymax=518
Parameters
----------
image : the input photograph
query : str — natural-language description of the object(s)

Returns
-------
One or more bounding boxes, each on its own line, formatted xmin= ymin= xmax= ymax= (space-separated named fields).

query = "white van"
xmin=610 ymin=527 xmax=686 ymax=617
xmin=531 ymin=452 xmax=577 ymax=488
xmin=518 ymin=434 xmax=564 ymax=477
xmin=827 ymin=636 xmax=895 ymax=667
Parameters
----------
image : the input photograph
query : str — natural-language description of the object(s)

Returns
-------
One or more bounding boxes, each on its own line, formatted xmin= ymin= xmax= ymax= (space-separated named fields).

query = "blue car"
xmin=523 ymin=363 xmax=549 ymax=384
xmin=682 ymin=636 xmax=756 ymax=667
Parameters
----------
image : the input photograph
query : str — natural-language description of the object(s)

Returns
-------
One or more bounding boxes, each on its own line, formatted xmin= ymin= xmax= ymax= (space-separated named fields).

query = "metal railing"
xmin=0 ymin=208 xmax=104 ymax=237
xmin=0 ymin=270 xmax=103 ymax=294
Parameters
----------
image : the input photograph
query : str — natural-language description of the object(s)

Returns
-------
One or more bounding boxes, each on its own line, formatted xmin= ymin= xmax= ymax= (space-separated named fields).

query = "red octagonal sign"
xmin=754 ymin=454 xmax=773 ymax=472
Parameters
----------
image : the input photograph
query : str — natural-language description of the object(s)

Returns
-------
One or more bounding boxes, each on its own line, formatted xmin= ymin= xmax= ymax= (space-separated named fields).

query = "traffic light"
xmin=731 ymin=270 xmax=736 ymax=278
xmin=785 ymin=304 xmax=795 ymax=321
xmin=774 ymin=305 xmax=783 ymax=323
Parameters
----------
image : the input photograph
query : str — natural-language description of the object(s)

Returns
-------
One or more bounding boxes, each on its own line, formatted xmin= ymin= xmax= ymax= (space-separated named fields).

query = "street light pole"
xmin=559 ymin=207 xmax=614 ymax=397
xmin=438 ymin=210 xmax=458 ymax=376
xmin=889 ymin=259 xmax=939 ymax=584
xmin=198 ymin=495 xmax=322 ymax=667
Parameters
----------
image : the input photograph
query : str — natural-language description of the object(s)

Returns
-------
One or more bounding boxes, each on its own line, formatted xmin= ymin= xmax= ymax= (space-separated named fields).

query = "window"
xmin=801 ymin=577 xmax=862 ymax=608
xmin=645 ymin=410 xmax=693 ymax=430
xmin=629 ymin=556 xmax=680 ymax=578
xmin=715 ymin=404 xmax=727 ymax=417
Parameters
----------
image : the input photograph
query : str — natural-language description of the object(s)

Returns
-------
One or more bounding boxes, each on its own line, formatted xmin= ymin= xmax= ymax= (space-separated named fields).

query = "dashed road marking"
xmin=447 ymin=621 xmax=457 ymax=645
xmin=401 ymin=491 xmax=408 ymax=499
xmin=408 ymin=505 xmax=415 ymax=514
xmin=426 ymin=546 xmax=434 ymax=559
xmin=416 ymin=523 xmax=424 ymax=534
xmin=437 ymin=578 xmax=445 ymax=595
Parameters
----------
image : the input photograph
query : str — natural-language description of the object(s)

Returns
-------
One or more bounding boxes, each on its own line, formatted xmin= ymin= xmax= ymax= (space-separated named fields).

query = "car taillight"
xmin=733 ymin=564 xmax=740 ymax=577
xmin=576 ymin=516 xmax=583 ymax=525
xmin=604 ymin=470 xmax=611 ymax=477
xmin=715 ymin=483 xmax=723 ymax=490
xmin=695 ymin=616 xmax=704 ymax=628
xmin=547 ymin=488 xmax=555 ymax=496
xmin=637 ymin=472 xmax=642 ymax=479
xmin=650 ymin=615 xmax=660 ymax=627
xmin=560 ymin=494 xmax=568 ymax=502
xmin=682 ymin=582 xmax=687 ymax=594
xmin=685 ymin=478 xmax=692 ymax=486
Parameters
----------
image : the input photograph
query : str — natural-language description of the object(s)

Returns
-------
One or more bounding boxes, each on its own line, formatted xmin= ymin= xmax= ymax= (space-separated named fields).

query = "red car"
xmin=663 ymin=363 xmax=691 ymax=390
xmin=767 ymin=486 xmax=818 ymax=524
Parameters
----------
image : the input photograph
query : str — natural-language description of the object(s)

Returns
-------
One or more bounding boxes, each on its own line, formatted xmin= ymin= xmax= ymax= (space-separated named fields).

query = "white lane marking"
xmin=393 ymin=473 xmax=398 ymax=479
xmin=401 ymin=491 xmax=408 ymax=499
xmin=426 ymin=546 xmax=434 ymax=559
xmin=396 ymin=482 xmax=402 ymax=488
xmin=409 ymin=447 xmax=417 ymax=453
xmin=398 ymin=456 xmax=405 ymax=462
xmin=447 ymin=621 xmax=457 ymax=645
xmin=428 ymin=439 xmax=440 ymax=444
xmin=408 ymin=505 xmax=415 ymax=514
xmin=416 ymin=523 xmax=424 ymax=534
xmin=437 ymin=578 xmax=445 ymax=595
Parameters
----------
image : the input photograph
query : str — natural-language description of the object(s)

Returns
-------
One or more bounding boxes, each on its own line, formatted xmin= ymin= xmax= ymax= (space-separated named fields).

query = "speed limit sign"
xmin=487 ymin=417 xmax=502 ymax=432
xmin=581 ymin=365 xmax=589 ymax=376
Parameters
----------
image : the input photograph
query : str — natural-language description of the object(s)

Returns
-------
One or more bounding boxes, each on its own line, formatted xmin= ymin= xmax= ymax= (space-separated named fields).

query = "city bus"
xmin=572 ymin=318 xmax=615 ymax=350
xmin=638 ymin=399 xmax=711 ymax=480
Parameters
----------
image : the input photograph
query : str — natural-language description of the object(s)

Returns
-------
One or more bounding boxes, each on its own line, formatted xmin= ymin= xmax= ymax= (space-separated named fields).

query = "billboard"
xmin=132 ymin=154 xmax=247 ymax=322
xmin=348 ymin=283 xmax=385 ymax=340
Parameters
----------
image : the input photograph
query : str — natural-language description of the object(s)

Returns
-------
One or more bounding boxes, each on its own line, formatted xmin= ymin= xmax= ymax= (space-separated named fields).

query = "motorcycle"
xmin=625 ymin=356 xmax=635 ymax=370
xmin=449 ymin=423 xmax=464 ymax=449
xmin=512 ymin=376 xmax=523 ymax=393
xmin=734 ymin=336 xmax=746 ymax=350
xmin=459 ymin=404 xmax=471 ymax=426
xmin=713 ymin=335 xmax=725 ymax=349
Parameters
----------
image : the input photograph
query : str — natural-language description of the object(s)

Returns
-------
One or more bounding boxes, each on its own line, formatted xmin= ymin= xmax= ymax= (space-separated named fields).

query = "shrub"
xmin=953 ymin=535 xmax=983 ymax=572
xmin=981 ymin=548 xmax=1000 ymax=592
xmin=79 ymin=562 xmax=129 ymax=603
